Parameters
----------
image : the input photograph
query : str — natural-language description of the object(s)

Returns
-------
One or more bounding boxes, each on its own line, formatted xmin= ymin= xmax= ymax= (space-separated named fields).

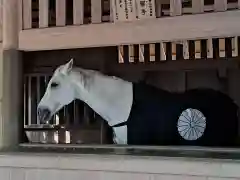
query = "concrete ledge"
xmin=0 ymin=152 xmax=239 ymax=179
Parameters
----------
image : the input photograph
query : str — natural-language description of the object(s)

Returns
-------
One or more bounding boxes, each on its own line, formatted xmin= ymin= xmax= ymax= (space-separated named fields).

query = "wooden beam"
xmin=192 ymin=0 xmax=204 ymax=13
xmin=19 ymin=10 xmax=240 ymax=51
xmin=170 ymin=0 xmax=182 ymax=16
xmin=214 ymin=0 xmax=228 ymax=12
xmin=91 ymin=0 xmax=102 ymax=23
xmin=109 ymin=58 xmax=240 ymax=73
xmin=39 ymin=0 xmax=49 ymax=28
xmin=73 ymin=0 xmax=84 ymax=25
xmin=56 ymin=0 xmax=66 ymax=26
xmin=23 ymin=0 xmax=32 ymax=29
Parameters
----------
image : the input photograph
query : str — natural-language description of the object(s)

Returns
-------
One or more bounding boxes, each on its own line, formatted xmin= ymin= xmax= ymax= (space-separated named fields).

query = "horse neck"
xmin=71 ymin=69 xmax=133 ymax=126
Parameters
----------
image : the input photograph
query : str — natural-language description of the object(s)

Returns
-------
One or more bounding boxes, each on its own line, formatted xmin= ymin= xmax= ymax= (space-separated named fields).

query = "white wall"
xmin=0 ymin=153 xmax=239 ymax=180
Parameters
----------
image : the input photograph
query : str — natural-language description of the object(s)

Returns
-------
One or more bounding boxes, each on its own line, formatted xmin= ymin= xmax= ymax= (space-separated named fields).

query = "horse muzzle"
xmin=37 ymin=107 xmax=51 ymax=124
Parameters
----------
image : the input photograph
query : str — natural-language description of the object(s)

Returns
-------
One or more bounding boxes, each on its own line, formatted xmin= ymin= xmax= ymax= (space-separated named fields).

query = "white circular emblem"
xmin=177 ymin=108 xmax=206 ymax=141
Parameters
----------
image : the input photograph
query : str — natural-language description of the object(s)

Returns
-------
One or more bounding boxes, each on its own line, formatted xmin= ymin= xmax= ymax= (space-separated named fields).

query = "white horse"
xmin=37 ymin=58 xmax=132 ymax=144
xmin=37 ymin=59 xmax=239 ymax=146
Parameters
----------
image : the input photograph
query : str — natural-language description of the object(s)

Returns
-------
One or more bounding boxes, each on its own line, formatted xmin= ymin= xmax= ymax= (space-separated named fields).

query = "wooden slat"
xmin=39 ymin=0 xmax=49 ymax=28
xmin=155 ymin=0 xmax=162 ymax=17
xmin=170 ymin=0 xmax=182 ymax=16
xmin=207 ymin=38 xmax=213 ymax=58
xmin=73 ymin=0 xmax=84 ymax=25
xmin=23 ymin=0 xmax=32 ymax=29
xmin=192 ymin=0 xmax=204 ymax=13
xmin=91 ymin=0 xmax=102 ymax=23
xmin=109 ymin=0 xmax=114 ymax=22
xmin=233 ymin=36 xmax=238 ymax=57
xmin=139 ymin=44 xmax=144 ymax=62
xmin=18 ymin=0 xmax=23 ymax=31
xmin=214 ymin=0 xmax=228 ymax=11
xmin=239 ymin=0 xmax=240 ymax=9
xmin=183 ymin=41 xmax=189 ymax=59
xmin=160 ymin=42 xmax=166 ymax=61
xmin=19 ymin=10 xmax=240 ymax=51
xmin=56 ymin=0 xmax=66 ymax=26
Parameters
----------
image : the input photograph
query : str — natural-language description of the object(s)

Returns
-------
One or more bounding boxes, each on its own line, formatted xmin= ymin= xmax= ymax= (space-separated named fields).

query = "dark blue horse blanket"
xmin=125 ymin=82 xmax=239 ymax=147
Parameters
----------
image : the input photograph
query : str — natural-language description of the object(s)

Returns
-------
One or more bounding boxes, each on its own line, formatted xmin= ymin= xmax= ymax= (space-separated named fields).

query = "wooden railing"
xmin=118 ymin=37 xmax=239 ymax=63
xmin=20 ymin=0 xmax=240 ymax=30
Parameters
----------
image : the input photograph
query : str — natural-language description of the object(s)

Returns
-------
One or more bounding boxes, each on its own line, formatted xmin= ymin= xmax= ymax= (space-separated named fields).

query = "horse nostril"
xmin=37 ymin=107 xmax=51 ymax=123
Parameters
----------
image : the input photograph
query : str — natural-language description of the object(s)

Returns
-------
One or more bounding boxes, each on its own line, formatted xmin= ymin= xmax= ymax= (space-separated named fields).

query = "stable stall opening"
xmin=21 ymin=37 xmax=240 ymax=154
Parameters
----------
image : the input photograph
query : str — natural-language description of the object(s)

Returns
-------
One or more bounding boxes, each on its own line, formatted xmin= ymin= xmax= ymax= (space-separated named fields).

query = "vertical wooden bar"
xmin=155 ymin=0 xmax=162 ymax=17
xmin=28 ymin=76 xmax=32 ymax=125
xmin=73 ymin=0 xmax=84 ymax=25
xmin=109 ymin=0 xmax=114 ymax=22
xmin=139 ymin=44 xmax=144 ymax=62
xmin=129 ymin=45 xmax=134 ymax=63
xmin=149 ymin=44 xmax=155 ymax=62
xmin=18 ymin=0 xmax=23 ymax=31
xmin=233 ymin=36 xmax=238 ymax=57
xmin=238 ymin=0 xmax=240 ymax=9
xmin=23 ymin=0 xmax=32 ymax=29
xmin=160 ymin=42 xmax=166 ymax=61
xmin=36 ymin=76 xmax=41 ymax=124
xmin=118 ymin=46 xmax=124 ymax=63
xmin=183 ymin=41 xmax=189 ymax=60
xmin=214 ymin=0 xmax=227 ymax=11
xmin=207 ymin=38 xmax=213 ymax=58
xmin=56 ymin=0 xmax=66 ymax=26
xmin=23 ymin=76 xmax=27 ymax=127
xmin=91 ymin=0 xmax=102 ymax=23
xmin=219 ymin=38 xmax=225 ymax=58
xmin=170 ymin=0 xmax=182 ymax=16
xmin=192 ymin=0 xmax=204 ymax=13
xmin=172 ymin=43 xmax=177 ymax=60
xmin=39 ymin=0 xmax=49 ymax=28
xmin=195 ymin=40 xmax=201 ymax=59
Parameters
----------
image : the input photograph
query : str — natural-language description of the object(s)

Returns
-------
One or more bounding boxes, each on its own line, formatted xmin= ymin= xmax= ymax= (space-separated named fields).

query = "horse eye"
xmin=51 ymin=82 xmax=59 ymax=88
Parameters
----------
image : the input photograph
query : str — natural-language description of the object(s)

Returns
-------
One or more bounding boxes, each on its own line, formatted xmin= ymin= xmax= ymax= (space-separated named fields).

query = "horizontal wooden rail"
xmin=19 ymin=10 xmax=240 ymax=51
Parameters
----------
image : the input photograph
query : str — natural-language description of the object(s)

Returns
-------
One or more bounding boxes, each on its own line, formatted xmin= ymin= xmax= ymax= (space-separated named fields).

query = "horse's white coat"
xmin=38 ymin=59 xmax=133 ymax=144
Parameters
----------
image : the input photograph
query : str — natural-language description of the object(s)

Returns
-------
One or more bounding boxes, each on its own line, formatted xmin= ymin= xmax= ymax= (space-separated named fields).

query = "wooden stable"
xmin=18 ymin=0 xmax=240 ymax=146
xmin=0 ymin=0 xmax=240 ymax=148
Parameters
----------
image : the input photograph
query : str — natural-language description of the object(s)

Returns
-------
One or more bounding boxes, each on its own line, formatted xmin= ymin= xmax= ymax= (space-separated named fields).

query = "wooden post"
xmin=214 ymin=0 xmax=227 ymax=12
xmin=170 ymin=0 xmax=182 ymax=16
xmin=0 ymin=0 xmax=22 ymax=149
xmin=192 ymin=0 xmax=204 ymax=13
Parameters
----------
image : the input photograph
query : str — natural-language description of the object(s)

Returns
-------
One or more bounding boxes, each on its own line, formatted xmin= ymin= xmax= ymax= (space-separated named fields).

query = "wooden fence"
xmin=118 ymin=37 xmax=239 ymax=63
xmin=20 ymin=0 xmax=240 ymax=30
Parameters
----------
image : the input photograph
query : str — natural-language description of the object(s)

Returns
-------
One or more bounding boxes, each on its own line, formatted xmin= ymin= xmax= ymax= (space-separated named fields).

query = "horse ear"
xmin=61 ymin=58 xmax=74 ymax=74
